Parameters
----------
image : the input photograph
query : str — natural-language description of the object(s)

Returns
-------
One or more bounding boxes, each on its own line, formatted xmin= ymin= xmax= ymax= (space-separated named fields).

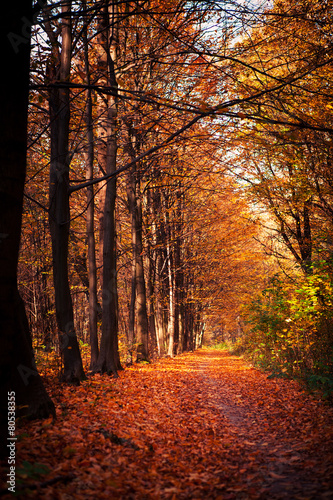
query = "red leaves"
xmin=2 ymin=349 xmax=332 ymax=499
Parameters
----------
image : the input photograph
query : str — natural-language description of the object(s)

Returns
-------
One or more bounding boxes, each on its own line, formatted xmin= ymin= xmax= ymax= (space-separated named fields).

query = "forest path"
xmin=197 ymin=351 xmax=333 ymax=499
xmin=2 ymin=349 xmax=333 ymax=499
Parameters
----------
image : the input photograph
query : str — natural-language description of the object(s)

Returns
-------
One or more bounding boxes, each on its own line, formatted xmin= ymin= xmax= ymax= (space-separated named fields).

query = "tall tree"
xmin=46 ymin=1 xmax=85 ymax=383
xmin=125 ymin=131 xmax=150 ymax=362
xmin=0 ymin=1 xmax=55 ymax=455
xmin=94 ymin=0 xmax=122 ymax=375
xmin=82 ymin=0 xmax=99 ymax=368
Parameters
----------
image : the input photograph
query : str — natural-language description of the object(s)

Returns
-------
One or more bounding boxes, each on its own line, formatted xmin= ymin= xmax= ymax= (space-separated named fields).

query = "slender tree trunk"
xmin=83 ymin=1 xmax=99 ymax=368
xmin=126 ymin=171 xmax=136 ymax=363
xmin=167 ymin=237 xmax=176 ymax=357
xmin=178 ymin=302 xmax=184 ymax=354
xmin=175 ymin=236 xmax=182 ymax=355
xmin=48 ymin=1 xmax=85 ymax=383
xmin=85 ymin=96 xmax=99 ymax=369
xmin=174 ymin=187 xmax=184 ymax=353
xmin=154 ymin=249 xmax=166 ymax=356
xmin=0 ymin=1 xmax=55 ymax=456
xmin=195 ymin=311 xmax=204 ymax=349
xmin=125 ymin=120 xmax=149 ymax=361
xmin=134 ymin=185 xmax=149 ymax=361
xmin=152 ymin=192 xmax=166 ymax=356
xmin=126 ymin=170 xmax=150 ymax=362
xmin=144 ymin=229 xmax=157 ymax=356
xmin=94 ymin=0 xmax=121 ymax=375
xmin=165 ymin=197 xmax=176 ymax=357
xmin=154 ymin=268 xmax=166 ymax=356
xmin=184 ymin=270 xmax=195 ymax=352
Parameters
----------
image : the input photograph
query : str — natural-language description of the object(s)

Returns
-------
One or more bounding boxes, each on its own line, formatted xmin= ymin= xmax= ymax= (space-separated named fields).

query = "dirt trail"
xmin=1 ymin=349 xmax=333 ymax=499
xmin=197 ymin=351 xmax=333 ymax=499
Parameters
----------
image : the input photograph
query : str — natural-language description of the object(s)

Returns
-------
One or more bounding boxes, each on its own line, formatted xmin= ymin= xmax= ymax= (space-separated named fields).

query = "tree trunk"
xmin=0 ymin=1 xmax=55 ymax=456
xmin=48 ymin=1 xmax=85 ymax=383
xmin=165 ymin=197 xmax=176 ymax=357
xmin=167 ymin=237 xmax=176 ymax=357
xmin=94 ymin=0 xmax=121 ymax=375
xmin=83 ymin=2 xmax=99 ymax=368
xmin=152 ymin=193 xmax=166 ymax=356
xmin=125 ymin=117 xmax=149 ymax=362
xmin=175 ymin=241 xmax=183 ymax=355
xmin=134 ymin=186 xmax=149 ymax=362
xmin=126 ymin=171 xmax=137 ymax=363
xmin=126 ymin=170 xmax=149 ymax=362
xmin=144 ymin=238 xmax=157 ymax=356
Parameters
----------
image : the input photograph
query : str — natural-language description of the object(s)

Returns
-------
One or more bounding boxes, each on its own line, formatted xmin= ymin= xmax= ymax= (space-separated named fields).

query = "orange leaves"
xmin=3 ymin=349 xmax=333 ymax=499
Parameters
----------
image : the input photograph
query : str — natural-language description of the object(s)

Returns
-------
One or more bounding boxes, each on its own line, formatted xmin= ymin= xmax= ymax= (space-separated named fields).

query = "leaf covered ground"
xmin=1 ymin=349 xmax=333 ymax=499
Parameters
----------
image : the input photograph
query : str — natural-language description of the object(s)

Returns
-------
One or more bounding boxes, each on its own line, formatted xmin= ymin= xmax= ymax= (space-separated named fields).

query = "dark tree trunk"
xmin=152 ymin=191 xmax=167 ymax=356
xmin=83 ymin=2 xmax=99 ymax=369
xmin=164 ymin=195 xmax=176 ymax=357
xmin=0 ymin=1 xmax=55 ymax=456
xmin=134 ymin=184 xmax=149 ymax=362
xmin=93 ymin=0 xmax=122 ymax=375
xmin=126 ymin=171 xmax=137 ymax=363
xmin=126 ymin=170 xmax=149 ymax=362
xmin=166 ymin=236 xmax=176 ymax=357
xmin=144 ymin=231 xmax=158 ymax=356
xmin=48 ymin=1 xmax=85 ymax=383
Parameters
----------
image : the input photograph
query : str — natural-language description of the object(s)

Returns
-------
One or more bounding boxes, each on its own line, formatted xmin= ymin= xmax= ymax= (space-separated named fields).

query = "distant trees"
xmin=23 ymin=0 xmax=238 ymax=370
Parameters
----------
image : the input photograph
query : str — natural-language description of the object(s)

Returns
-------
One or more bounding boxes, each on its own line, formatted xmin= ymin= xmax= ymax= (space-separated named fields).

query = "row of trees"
xmin=22 ymin=0 xmax=266 ymax=377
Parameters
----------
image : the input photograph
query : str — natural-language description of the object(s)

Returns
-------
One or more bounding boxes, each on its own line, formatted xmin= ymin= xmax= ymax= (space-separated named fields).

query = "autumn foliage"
xmin=1 ymin=349 xmax=333 ymax=499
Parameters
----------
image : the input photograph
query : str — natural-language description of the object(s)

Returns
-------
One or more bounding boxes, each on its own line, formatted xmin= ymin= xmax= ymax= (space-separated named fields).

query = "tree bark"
xmin=125 ymin=110 xmax=150 ymax=362
xmin=126 ymin=168 xmax=149 ymax=362
xmin=167 ymin=237 xmax=176 ymax=357
xmin=94 ymin=0 xmax=122 ymax=375
xmin=165 ymin=196 xmax=176 ymax=357
xmin=0 ymin=1 xmax=55 ymax=455
xmin=83 ymin=0 xmax=99 ymax=368
xmin=48 ymin=1 xmax=85 ymax=383
xmin=152 ymin=192 xmax=166 ymax=356
xmin=126 ymin=171 xmax=137 ymax=363
xmin=143 ymin=203 xmax=158 ymax=357
xmin=134 ymin=182 xmax=149 ymax=362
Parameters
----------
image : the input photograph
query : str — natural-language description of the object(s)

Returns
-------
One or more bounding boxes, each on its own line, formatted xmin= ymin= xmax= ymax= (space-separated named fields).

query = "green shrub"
xmin=240 ymin=269 xmax=333 ymax=399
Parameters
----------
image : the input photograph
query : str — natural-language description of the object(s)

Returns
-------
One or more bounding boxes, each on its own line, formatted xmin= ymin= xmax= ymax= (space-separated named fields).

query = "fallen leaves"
xmin=1 ymin=349 xmax=333 ymax=499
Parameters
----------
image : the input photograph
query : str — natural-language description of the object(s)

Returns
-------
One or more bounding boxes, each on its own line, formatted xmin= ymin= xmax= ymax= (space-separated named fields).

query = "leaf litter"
xmin=1 ymin=349 xmax=333 ymax=499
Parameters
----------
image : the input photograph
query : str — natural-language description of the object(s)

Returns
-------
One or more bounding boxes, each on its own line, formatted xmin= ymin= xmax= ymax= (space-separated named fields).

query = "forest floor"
xmin=1 ymin=348 xmax=333 ymax=499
